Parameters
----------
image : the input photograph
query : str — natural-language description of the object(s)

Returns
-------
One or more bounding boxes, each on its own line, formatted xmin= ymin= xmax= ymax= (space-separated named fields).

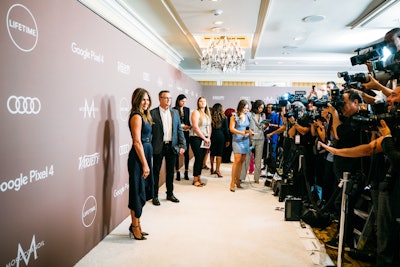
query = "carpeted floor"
xmin=75 ymin=159 xmax=375 ymax=267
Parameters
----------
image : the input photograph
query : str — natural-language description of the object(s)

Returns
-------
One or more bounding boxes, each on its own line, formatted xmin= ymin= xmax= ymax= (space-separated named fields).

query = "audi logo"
xmin=7 ymin=95 xmax=41 ymax=115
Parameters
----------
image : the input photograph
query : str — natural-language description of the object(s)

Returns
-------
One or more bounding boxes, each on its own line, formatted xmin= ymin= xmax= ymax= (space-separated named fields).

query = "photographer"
xmin=323 ymin=90 xmax=371 ymax=249
xmin=268 ymin=102 xmax=312 ymax=198
xmin=319 ymin=86 xmax=400 ymax=267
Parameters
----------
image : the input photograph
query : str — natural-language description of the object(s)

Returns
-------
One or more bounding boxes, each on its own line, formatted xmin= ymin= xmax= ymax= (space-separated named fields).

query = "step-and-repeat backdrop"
xmin=0 ymin=1 xmax=201 ymax=266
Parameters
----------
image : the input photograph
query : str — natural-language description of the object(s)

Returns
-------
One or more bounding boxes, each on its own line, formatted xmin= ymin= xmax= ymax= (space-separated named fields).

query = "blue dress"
xmin=232 ymin=113 xmax=251 ymax=154
xmin=128 ymin=112 xmax=154 ymax=218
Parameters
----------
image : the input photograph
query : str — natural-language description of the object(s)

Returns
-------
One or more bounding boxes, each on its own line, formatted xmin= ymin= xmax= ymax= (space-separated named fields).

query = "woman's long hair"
xmin=130 ymin=88 xmax=152 ymax=124
xmin=251 ymin=100 xmax=265 ymax=114
xmin=211 ymin=103 xmax=225 ymax=129
xmin=197 ymin=96 xmax=211 ymax=118
xmin=236 ymin=99 xmax=249 ymax=116
xmin=174 ymin=94 xmax=187 ymax=109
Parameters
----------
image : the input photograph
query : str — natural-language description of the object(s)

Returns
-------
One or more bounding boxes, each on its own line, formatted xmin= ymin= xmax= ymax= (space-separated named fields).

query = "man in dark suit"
xmin=151 ymin=90 xmax=186 ymax=206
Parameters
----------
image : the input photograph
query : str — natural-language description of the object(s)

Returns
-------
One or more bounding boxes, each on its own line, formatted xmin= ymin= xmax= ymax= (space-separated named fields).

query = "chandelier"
xmin=200 ymin=36 xmax=246 ymax=73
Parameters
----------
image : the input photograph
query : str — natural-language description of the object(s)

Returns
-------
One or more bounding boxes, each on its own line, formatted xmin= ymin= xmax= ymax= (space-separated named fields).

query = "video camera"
xmin=351 ymin=103 xmax=400 ymax=131
xmin=340 ymin=40 xmax=400 ymax=89
xmin=350 ymin=41 xmax=386 ymax=66
xmin=313 ymin=88 xmax=345 ymax=110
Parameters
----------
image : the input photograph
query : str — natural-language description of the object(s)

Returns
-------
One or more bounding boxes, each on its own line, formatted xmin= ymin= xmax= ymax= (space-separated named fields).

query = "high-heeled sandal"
xmin=192 ymin=181 xmax=203 ymax=187
xmin=138 ymin=223 xmax=149 ymax=236
xmin=214 ymin=171 xmax=223 ymax=178
xmin=129 ymin=224 xmax=146 ymax=240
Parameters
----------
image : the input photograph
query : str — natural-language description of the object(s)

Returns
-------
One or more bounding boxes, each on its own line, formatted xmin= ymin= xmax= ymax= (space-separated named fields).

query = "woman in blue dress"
xmin=229 ymin=100 xmax=252 ymax=192
xmin=128 ymin=88 xmax=154 ymax=240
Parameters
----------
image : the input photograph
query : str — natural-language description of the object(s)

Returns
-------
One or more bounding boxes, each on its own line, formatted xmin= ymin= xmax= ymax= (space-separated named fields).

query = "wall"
xmin=0 ymin=1 xmax=201 ymax=266
xmin=203 ymin=85 xmax=303 ymax=110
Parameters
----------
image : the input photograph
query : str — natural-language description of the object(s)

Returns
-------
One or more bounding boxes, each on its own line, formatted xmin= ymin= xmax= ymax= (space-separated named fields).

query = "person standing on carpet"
xmin=127 ymin=88 xmax=154 ymax=240
xmin=229 ymin=99 xmax=252 ymax=192
xmin=173 ymin=94 xmax=191 ymax=181
xmin=209 ymin=103 xmax=229 ymax=177
xmin=190 ymin=96 xmax=212 ymax=187
xmin=151 ymin=90 xmax=186 ymax=206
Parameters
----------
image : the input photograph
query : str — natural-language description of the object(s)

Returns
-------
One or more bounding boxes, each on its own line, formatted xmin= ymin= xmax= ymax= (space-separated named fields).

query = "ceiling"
xmin=80 ymin=0 xmax=400 ymax=84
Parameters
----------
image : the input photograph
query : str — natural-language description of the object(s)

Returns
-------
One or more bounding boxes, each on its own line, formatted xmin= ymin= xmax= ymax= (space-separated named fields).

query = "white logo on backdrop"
xmin=157 ymin=77 xmax=163 ymax=87
xmin=113 ymin=183 xmax=129 ymax=198
xmin=213 ymin=96 xmax=225 ymax=100
xmin=79 ymin=99 xmax=99 ymax=119
xmin=119 ymin=97 xmax=129 ymax=122
xmin=82 ymin=195 xmax=97 ymax=227
xmin=142 ymin=72 xmax=150 ymax=81
xmin=71 ymin=42 xmax=104 ymax=63
xmin=264 ymin=97 xmax=276 ymax=104
xmin=117 ymin=61 xmax=130 ymax=75
xmin=7 ymin=235 xmax=45 ymax=267
xmin=7 ymin=95 xmax=41 ymax=115
xmin=6 ymin=4 xmax=38 ymax=52
xmin=176 ymin=86 xmax=183 ymax=92
xmin=78 ymin=153 xmax=100 ymax=170
xmin=119 ymin=144 xmax=130 ymax=156
xmin=0 ymin=165 xmax=55 ymax=193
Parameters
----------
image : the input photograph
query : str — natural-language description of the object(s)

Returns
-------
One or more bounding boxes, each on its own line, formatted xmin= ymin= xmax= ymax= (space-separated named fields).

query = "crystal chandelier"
xmin=200 ymin=36 xmax=246 ymax=72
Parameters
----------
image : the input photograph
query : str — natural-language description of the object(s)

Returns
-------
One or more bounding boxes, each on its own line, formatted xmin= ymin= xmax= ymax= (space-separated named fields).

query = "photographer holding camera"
xmin=268 ymin=102 xmax=312 ymax=198
xmin=320 ymin=85 xmax=400 ymax=267
xmin=322 ymin=90 xmax=371 ymax=249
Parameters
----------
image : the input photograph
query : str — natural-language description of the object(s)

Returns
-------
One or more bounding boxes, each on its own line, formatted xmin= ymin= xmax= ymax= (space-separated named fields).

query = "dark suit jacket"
xmin=150 ymin=107 xmax=186 ymax=155
xmin=173 ymin=106 xmax=191 ymax=127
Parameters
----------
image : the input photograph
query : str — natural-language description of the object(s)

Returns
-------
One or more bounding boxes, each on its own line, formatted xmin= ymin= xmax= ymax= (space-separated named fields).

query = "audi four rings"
xmin=7 ymin=95 xmax=41 ymax=114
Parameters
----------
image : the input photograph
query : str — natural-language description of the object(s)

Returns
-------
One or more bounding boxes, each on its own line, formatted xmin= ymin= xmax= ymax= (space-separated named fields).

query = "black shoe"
xmin=166 ymin=195 xmax=180 ymax=203
xmin=184 ymin=171 xmax=189 ymax=180
xmin=176 ymin=172 xmax=181 ymax=181
xmin=152 ymin=197 xmax=160 ymax=206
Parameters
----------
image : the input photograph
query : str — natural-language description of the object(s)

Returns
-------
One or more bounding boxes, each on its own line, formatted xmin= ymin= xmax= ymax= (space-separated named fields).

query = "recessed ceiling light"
xmin=302 ymin=15 xmax=325 ymax=23
xmin=293 ymin=36 xmax=303 ymax=41
xmin=283 ymin=45 xmax=298 ymax=49
xmin=213 ymin=9 xmax=223 ymax=16
xmin=213 ymin=21 xmax=224 ymax=25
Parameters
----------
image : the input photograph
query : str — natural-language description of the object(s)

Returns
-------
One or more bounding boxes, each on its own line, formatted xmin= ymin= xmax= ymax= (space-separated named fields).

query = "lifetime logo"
xmin=79 ymin=99 xmax=98 ymax=119
xmin=82 ymin=196 xmax=97 ymax=227
xmin=7 ymin=95 xmax=41 ymax=115
xmin=7 ymin=235 xmax=45 ymax=267
xmin=6 ymin=4 xmax=38 ymax=52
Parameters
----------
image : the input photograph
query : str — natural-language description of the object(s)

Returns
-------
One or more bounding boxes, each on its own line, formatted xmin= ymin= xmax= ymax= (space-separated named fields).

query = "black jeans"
xmin=190 ymin=136 xmax=207 ymax=176
xmin=153 ymin=143 xmax=176 ymax=197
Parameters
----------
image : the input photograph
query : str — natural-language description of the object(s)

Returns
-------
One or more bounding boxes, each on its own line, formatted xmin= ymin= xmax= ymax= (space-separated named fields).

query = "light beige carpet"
xmin=75 ymin=161 xmax=333 ymax=267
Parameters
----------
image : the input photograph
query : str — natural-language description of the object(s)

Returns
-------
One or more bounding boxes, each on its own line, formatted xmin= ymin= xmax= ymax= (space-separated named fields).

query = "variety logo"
xmin=79 ymin=99 xmax=99 ymax=119
xmin=119 ymin=144 xmax=130 ymax=156
xmin=6 ymin=4 xmax=38 ymax=52
xmin=119 ymin=97 xmax=129 ymax=122
xmin=71 ymin=42 xmax=104 ymax=63
xmin=7 ymin=95 xmax=41 ymax=115
xmin=82 ymin=195 xmax=97 ymax=227
xmin=78 ymin=153 xmax=100 ymax=170
xmin=113 ymin=183 xmax=129 ymax=198
xmin=6 ymin=235 xmax=45 ymax=267
xmin=0 ymin=165 xmax=55 ymax=193
xmin=117 ymin=61 xmax=130 ymax=75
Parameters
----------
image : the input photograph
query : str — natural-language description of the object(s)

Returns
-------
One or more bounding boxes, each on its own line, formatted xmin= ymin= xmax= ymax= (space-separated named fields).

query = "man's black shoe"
xmin=166 ymin=195 xmax=180 ymax=203
xmin=176 ymin=172 xmax=181 ymax=181
xmin=152 ymin=197 xmax=160 ymax=206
